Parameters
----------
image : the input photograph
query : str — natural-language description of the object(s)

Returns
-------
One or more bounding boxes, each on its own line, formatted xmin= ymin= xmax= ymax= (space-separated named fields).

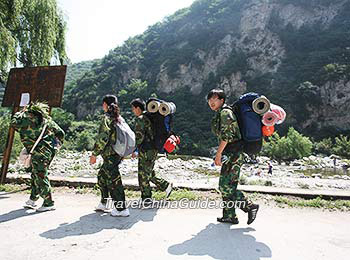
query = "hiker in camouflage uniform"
xmin=207 ymin=89 xmax=259 ymax=225
xmin=11 ymin=102 xmax=65 ymax=212
xmin=130 ymin=98 xmax=173 ymax=204
xmin=90 ymin=95 xmax=129 ymax=217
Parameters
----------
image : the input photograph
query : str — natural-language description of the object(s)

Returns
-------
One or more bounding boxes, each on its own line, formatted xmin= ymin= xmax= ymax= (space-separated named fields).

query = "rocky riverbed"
xmin=7 ymin=151 xmax=350 ymax=191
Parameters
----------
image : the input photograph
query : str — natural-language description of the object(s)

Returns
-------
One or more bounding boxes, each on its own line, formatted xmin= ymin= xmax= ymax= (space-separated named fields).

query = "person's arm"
xmin=214 ymin=140 xmax=227 ymax=166
xmin=90 ymin=116 xmax=111 ymax=164
xmin=214 ymin=109 xmax=241 ymax=166
xmin=134 ymin=116 xmax=146 ymax=146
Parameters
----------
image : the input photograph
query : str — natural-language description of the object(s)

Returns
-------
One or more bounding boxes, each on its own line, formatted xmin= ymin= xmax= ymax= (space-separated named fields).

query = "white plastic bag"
xmin=19 ymin=148 xmax=32 ymax=168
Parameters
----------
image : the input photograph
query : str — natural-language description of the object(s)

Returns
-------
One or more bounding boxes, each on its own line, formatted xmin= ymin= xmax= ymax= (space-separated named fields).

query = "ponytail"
xmin=103 ymin=95 xmax=120 ymax=123
xmin=108 ymin=103 xmax=120 ymax=123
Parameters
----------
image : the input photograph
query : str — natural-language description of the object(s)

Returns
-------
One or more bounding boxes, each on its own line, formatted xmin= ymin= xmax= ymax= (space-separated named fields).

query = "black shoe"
xmin=141 ymin=198 xmax=153 ymax=207
xmin=247 ymin=204 xmax=259 ymax=225
xmin=217 ymin=217 xmax=239 ymax=224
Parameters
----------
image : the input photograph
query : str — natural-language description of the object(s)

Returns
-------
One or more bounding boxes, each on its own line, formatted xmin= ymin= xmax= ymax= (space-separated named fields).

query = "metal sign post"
xmin=0 ymin=65 xmax=67 ymax=184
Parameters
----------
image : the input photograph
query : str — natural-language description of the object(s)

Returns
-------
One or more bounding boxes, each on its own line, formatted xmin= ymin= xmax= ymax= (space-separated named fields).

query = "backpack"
xmin=142 ymin=112 xmax=173 ymax=153
xmin=142 ymin=98 xmax=174 ymax=153
xmin=224 ymin=92 xmax=263 ymax=155
xmin=112 ymin=116 xmax=136 ymax=157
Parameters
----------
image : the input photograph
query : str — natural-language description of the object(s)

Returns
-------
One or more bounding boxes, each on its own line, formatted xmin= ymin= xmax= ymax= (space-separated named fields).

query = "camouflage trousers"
xmin=219 ymin=153 xmax=248 ymax=219
xmin=138 ymin=149 xmax=169 ymax=200
xmin=98 ymin=155 xmax=126 ymax=210
xmin=28 ymin=149 xmax=55 ymax=207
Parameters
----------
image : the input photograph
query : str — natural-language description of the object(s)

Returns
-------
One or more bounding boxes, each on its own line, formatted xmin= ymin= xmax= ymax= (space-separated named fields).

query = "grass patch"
xmin=74 ymin=185 xmax=94 ymax=194
xmin=125 ymin=189 xmax=140 ymax=198
xmin=193 ymin=167 xmax=219 ymax=177
xmin=72 ymin=164 xmax=83 ymax=171
xmin=239 ymin=175 xmax=248 ymax=185
xmin=297 ymin=182 xmax=310 ymax=189
xmin=152 ymin=189 xmax=200 ymax=201
xmin=274 ymin=196 xmax=350 ymax=210
xmin=0 ymin=184 xmax=28 ymax=193
xmin=246 ymin=179 xmax=273 ymax=186
xmin=167 ymin=154 xmax=206 ymax=161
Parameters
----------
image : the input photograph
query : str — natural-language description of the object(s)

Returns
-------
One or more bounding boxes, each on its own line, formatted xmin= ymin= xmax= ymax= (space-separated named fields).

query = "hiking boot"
xmin=111 ymin=208 xmax=130 ymax=217
xmin=36 ymin=205 xmax=56 ymax=212
xmin=247 ymin=204 xmax=259 ymax=225
xmin=165 ymin=183 xmax=173 ymax=198
xmin=24 ymin=199 xmax=38 ymax=209
xmin=95 ymin=202 xmax=110 ymax=212
xmin=217 ymin=217 xmax=239 ymax=224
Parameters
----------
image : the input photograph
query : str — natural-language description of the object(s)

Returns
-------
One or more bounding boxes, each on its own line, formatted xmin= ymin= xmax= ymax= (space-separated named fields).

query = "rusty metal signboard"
xmin=1 ymin=65 xmax=66 ymax=184
xmin=2 ymin=65 xmax=67 ymax=108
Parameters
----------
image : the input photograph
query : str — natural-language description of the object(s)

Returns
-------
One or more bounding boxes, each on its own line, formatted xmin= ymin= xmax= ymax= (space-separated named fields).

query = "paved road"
xmin=0 ymin=192 xmax=349 ymax=260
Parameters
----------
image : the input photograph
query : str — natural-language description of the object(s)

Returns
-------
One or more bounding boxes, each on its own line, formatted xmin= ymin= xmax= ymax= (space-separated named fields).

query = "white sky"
xmin=57 ymin=0 xmax=196 ymax=63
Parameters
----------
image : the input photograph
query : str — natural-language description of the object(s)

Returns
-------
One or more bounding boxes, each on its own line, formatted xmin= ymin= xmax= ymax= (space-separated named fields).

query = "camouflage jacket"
xmin=92 ymin=114 xmax=118 ymax=157
xmin=134 ymin=112 xmax=154 ymax=150
xmin=211 ymin=105 xmax=241 ymax=144
xmin=11 ymin=110 xmax=65 ymax=154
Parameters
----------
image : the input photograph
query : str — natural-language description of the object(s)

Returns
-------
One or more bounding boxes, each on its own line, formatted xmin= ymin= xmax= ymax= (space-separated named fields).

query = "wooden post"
xmin=1 ymin=66 xmax=67 ymax=184
xmin=0 ymin=106 xmax=19 ymax=184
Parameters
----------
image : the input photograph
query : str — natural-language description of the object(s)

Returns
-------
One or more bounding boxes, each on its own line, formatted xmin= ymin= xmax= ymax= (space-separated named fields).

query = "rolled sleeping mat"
xmin=159 ymin=102 xmax=176 ymax=116
xmin=252 ymin=95 xmax=270 ymax=115
xmin=147 ymin=100 xmax=161 ymax=113
xmin=270 ymin=103 xmax=286 ymax=124
xmin=262 ymin=111 xmax=278 ymax=126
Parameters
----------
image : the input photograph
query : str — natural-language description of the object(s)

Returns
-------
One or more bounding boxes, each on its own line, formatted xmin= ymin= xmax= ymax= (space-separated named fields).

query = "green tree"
xmin=333 ymin=135 xmax=350 ymax=158
xmin=0 ymin=0 xmax=66 ymax=82
xmin=51 ymin=107 xmax=75 ymax=132
xmin=263 ymin=127 xmax=313 ymax=161
xmin=313 ymin=137 xmax=333 ymax=155
xmin=0 ymin=113 xmax=23 ymax=161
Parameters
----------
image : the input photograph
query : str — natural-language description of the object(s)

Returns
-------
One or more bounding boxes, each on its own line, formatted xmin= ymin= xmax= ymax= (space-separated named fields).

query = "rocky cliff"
xmin=64 ymin=0 xmax=350 ymax=149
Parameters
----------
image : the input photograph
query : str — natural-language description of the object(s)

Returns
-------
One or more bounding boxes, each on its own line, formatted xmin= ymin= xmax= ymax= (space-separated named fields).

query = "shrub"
xmin=263 ymin=127 xmax=312 ymax=161
xmin=313 ymin=137 xmax=333 ymax=155
xmin=332 ymin=135 xmax=350 ymax=159
xmin=0 ymin=113 xmax=23 ymax=162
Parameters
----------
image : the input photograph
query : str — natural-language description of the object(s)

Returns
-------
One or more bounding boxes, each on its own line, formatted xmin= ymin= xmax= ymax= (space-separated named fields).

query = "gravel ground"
xmin=7 ymin=151 xmax=350 ymax=191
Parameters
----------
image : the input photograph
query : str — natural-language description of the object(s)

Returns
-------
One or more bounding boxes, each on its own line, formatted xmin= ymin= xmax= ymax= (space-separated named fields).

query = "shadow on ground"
xmin=168 ymin=224 xmax=272 ymax=260
xmin=39 ymin=208 xmax=158 ymax=239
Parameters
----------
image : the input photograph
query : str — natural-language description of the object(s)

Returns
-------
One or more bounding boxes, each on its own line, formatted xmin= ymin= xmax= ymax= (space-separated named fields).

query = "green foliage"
xmin=62 ymin=121 xmax=98 ymax=151
xmin=274 ymin=195 xmax=350 ymax=210
xmin=333 ymin=135 xmax=350 ymax=159
xmin=313 ymin=137 xmax=333 ymax=155
xmin=51 ymin=107 xmax=75 ymax=132
xmin=263 ymin=128 xmax=313 ymax=161
xmin=61 ymin=0 xmax=350 ymax=155
xmin=311 ymin=135 xmax=350 ymax=158
xmin=320 ymin=63 xmax=350 ymax=82
xmin=0 ymin=112 xmax=23 ymax=161
xmin=75 ymin=130 xmax=95 ymax=151
xmin=118 ymin=78 xmax=149 ymax=106
xmin=0 ymin=0 xmax=67 ymax=82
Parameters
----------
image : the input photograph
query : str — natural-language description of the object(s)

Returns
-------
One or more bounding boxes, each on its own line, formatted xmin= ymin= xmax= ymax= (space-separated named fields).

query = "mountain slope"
xmin=63 ymin=0 xmax=350 ymax=155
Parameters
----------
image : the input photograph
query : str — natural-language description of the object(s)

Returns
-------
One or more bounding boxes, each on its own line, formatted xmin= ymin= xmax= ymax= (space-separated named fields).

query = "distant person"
xmin=268 ymin=162 xmax=273 ymax=175
xmin=12 ymin=102 xmax=65 ymax=212
xmin=130 ymin=98 xmax=173 ymax=205
xmin=207 ymin=89 xmax=259 ymax=225
xmin=256 ymin=168 xmax=262 ymax=177
xmin=90 ymin=95 xmax=129 ymax=217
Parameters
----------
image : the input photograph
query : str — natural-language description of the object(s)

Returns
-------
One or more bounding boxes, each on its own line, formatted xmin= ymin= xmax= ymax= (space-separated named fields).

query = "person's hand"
xmin=90 ymin=155 xmax=97 ymax=165
xmin=214 ymin=153 xmax=222 ymax=166
xmin=131 ymin=152 xmax=137 ymax=159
